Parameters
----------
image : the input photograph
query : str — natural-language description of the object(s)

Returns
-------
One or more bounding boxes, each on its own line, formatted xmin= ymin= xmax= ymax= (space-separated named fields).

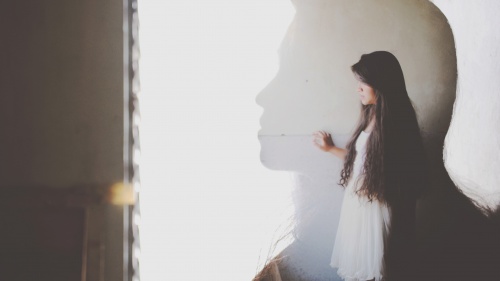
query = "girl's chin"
xmin=361 ymin=100 xmax=375 ymax=105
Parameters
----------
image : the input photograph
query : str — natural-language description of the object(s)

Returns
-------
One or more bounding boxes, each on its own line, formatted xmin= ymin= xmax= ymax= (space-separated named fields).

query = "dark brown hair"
xmin=339 ymin=51 xmax=428 ymax=204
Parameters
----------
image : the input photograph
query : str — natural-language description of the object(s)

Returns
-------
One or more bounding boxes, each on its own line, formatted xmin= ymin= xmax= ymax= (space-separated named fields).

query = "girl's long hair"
xmin=339 ymin=51 xmax=428 ymax=204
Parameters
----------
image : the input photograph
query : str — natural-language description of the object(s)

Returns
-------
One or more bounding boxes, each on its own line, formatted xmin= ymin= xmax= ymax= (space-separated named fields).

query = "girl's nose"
xmin=356 ymin=85 xmax=362 ymax=93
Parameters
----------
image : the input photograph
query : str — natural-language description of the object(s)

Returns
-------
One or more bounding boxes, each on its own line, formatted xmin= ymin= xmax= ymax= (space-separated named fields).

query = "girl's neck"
xmin=364 ymin=117 xmax=376 ymax=133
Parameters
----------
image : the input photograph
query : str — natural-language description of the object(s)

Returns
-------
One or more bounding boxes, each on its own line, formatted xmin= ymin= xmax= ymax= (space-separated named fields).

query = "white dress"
xmin=330 ymin=131 xmax=391 ymax=281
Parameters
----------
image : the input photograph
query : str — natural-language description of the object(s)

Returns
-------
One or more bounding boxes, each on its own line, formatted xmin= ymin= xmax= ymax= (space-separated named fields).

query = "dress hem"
xmin=331 ymin=264 xmax=384 ymax=281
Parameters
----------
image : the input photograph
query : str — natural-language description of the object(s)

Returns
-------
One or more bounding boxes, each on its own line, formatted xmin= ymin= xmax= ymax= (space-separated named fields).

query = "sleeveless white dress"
xmin=330 ymin=131 xmax=391 ymax=281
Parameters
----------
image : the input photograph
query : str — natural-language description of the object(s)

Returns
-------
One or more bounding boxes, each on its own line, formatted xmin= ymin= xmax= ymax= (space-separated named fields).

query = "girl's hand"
xmin=313 ymin=131 xmax=335 ymax=152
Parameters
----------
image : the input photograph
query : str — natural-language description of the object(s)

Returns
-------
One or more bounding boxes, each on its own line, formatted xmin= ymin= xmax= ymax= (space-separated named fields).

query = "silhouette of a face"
xmin=256 ymin=0 xmax=456 ymax=172
xmin=254 ymin=1 xmax=457 ymax=280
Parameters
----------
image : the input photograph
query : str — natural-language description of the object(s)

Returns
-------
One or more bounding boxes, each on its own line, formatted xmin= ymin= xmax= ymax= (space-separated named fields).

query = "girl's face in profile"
xmin=355 ymin=79 xmax=377 ymax=105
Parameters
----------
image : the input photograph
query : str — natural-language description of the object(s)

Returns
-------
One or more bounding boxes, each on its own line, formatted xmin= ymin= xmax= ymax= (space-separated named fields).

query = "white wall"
xmin=257 ymin=0 xmax=456 ymax=136
xmin=257 ymin=0 xmax=456 ymax=279
xmin=432 ymin=0 xmax=500 ymax=212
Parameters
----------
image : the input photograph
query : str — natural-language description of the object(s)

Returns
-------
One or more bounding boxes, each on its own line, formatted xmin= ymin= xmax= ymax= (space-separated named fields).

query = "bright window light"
xmin=138 ymin=1 xmax=295 ymax=280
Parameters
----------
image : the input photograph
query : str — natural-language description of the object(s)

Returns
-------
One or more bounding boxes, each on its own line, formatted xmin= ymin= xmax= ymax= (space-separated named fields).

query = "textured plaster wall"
xmin=258 ymin=0 xmax=456 ymax=136
xmin=432 ymin=0 xmax=500 ymax=212
xmin=256 ymin=0 xmax=456 ymax=279
xmin=0 ymin=0 xmax=124 ymax=188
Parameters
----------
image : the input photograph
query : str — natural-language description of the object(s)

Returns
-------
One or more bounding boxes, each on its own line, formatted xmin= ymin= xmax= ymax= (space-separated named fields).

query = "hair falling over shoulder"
xmin=339 ymin=51 xmax=429 ymax=205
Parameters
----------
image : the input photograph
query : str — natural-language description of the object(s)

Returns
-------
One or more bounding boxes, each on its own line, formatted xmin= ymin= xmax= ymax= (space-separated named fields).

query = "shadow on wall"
xmin=254 ymin=0 xmax=500 ymax=280
xmin=416 ymin=153 xmax=500 ymax=280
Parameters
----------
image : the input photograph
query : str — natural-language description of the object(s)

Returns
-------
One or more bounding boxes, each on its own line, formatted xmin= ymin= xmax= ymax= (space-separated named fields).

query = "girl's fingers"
xmin=313 ymin=131 xmax=332 ymax=140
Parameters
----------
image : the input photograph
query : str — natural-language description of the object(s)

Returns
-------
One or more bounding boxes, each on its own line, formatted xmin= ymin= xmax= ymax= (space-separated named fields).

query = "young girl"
xmin=314 ymin=51 xmax=428 ymax=281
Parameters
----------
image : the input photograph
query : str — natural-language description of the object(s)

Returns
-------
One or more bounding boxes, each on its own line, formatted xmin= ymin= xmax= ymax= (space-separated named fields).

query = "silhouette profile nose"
xmin=255 ymin=76 xmax=278 ymax=109
xmin=255 ymin=87 xmax=269 ymax=108
xmin=255 ymin=90 xmax=264 ymax=107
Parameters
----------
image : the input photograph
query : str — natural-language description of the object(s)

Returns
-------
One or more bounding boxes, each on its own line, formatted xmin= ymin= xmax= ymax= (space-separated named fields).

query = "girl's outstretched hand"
xmin=313 ymin=131 xmax=335 ymax=152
